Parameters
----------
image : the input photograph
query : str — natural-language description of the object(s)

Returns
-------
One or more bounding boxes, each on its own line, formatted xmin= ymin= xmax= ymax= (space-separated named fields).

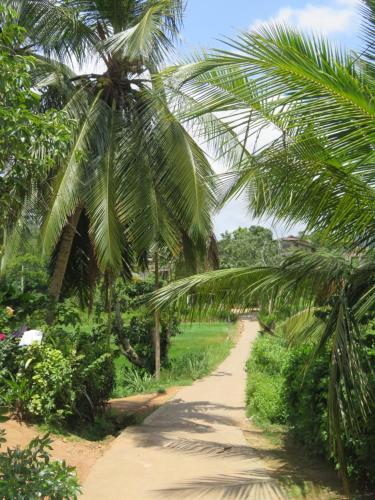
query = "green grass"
xmin=113 ymin=321 xmax=236 ymax=397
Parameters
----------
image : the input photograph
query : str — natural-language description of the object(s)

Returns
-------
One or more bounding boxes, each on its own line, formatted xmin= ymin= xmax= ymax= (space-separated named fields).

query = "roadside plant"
xmin=0 ymin=430 xmax=80 ymax=499
xmin=121 ymin=366 xmax=154 ymax=395
xmin=16 ymin=343 xmax=76 ymax=423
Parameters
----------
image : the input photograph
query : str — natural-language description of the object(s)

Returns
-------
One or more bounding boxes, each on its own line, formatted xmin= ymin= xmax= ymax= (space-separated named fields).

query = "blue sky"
xmin=177 ymin=0 xmax=362 ymax=237
xmin=181 ymin=0 xmax=360 ymax=50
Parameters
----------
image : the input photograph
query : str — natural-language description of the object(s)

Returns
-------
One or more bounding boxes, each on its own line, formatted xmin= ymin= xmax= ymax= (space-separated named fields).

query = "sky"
xmin=177 ymin=0 xmax=362 ymax=237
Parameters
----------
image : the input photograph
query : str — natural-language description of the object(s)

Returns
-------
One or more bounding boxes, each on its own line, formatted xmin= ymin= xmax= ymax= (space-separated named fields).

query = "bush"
xmin=0 ymin=320 xmax=115 ymax=424
xmin=282 ymin=344 xmax=330 ymax=455
xmin=246 ymin=329 xmax=375 ymax=491
xmin=0 ymin=335 xmax=20 ymax=377
xmin=283 ymin=341 xmax=375 ymax=489
xmin=15 ymin=343 xmax=76 ymax=423
xmin=0 ymin=429 xmax=80 ymax=499
xmin=45 ymin=323 xmax=115 ymax=421
xmin=246 ymin=334 xmax=289 ymax=424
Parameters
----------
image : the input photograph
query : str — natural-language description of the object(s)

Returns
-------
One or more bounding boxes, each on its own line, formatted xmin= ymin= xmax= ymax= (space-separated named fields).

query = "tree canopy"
xmin=218 ymin=226 xmax=280 ymax=269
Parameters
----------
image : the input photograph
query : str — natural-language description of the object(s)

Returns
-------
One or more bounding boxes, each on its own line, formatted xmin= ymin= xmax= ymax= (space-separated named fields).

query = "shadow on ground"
xmin=125 ymin=399 xmax=345 ymax=499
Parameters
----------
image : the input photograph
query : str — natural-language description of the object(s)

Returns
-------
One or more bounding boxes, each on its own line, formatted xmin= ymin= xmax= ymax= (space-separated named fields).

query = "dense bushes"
xmin=0 ymin=310 xmax=115 ymax=425
xmin=13 ymin=344 xmax=76 ymax=423
xmin=246 ymin=330 xmax=375 ymax=490
xmin=246 ymin=334 xmax=288 ymax=424
xmin=50 ymin=323 xmax=115 ymax=420
xmin=0 ymin=429 xmax=80 ymax=499
xmin=283 ymin=345 xmax=330 ymax=456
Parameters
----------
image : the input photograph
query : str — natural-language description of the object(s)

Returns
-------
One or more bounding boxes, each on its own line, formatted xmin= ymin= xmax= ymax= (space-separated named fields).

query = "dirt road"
xmin=81 ymin=320 xmax=285 ymax=499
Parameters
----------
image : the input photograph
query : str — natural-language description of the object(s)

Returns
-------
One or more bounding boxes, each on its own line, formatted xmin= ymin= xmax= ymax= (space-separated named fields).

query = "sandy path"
xmin=81 ymin=320 xmax=285 ymax=499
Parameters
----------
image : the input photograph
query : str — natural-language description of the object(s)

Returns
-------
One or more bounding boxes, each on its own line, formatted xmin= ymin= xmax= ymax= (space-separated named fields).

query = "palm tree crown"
xmin=10 ymin=0 xmax=220 ymax=302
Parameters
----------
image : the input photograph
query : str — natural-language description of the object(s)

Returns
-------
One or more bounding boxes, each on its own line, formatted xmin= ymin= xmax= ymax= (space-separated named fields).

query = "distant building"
xmin=279 ymin=235 xmax=313 ymax=253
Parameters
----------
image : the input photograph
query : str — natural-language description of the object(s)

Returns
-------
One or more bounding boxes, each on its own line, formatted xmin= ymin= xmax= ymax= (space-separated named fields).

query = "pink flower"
xmin=0 ymin=333 xmax=6 ymax=341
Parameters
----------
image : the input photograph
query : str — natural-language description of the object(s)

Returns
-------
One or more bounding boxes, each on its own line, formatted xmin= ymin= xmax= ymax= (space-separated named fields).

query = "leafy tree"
xmin=151 ymin=0 xmax=375 ymax=491
xmin=218 ymin=226 xmax=280 ymax=268
xmin=0 ymin=5 xmax=70 ymax=268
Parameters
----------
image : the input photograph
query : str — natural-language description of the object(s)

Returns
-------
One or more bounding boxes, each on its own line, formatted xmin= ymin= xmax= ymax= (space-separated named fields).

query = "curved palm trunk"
xmin=49 ymin=206 xmax=82 ymax=303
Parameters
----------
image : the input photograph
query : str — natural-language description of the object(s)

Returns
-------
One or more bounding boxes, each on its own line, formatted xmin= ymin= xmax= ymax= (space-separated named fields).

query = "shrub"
xmin=283 ymin=341 xmax=375 ymax=489
xmin=0 ymin=430 xmax=80 ymax=499
xmin=16 ymin=343 xmax=76 ymax=423
xmin=0 ymin=334 xmax=20 ymax=377
xmin=247 ymin=329 xmax=375 ymax=491
xmin=247 ymin=371 xmax=286 ymax=424
xmin=246 ymin=334 xmax=289 ymax=424
xmin=45 ymin=323 xmax=115 ymax=421
xmin=0 ymin=320 xmax=115 ymax=425
xmin=282 ymin=344 xmax=330 ymax=455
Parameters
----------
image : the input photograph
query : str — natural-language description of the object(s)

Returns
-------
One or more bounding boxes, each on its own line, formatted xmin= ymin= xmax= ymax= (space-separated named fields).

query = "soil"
xmin=0 ymin=387 xmax=178 ymax=482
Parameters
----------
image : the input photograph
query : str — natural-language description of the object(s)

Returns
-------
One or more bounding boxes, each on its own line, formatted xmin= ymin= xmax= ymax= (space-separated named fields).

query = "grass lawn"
xmin=113 ymin=321 xmax=237 ymax=397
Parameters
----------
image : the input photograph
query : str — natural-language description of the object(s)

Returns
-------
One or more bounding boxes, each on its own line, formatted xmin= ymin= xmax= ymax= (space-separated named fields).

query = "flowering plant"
xmin=0 ymin=306 xmax=17 ymax=339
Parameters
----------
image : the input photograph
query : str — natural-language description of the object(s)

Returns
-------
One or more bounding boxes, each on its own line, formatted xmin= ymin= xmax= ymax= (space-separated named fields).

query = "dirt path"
xmin=0 ymin=389 xmax=179 ymax=483
xmin=81 ymin=320 xmax=285 ymax=499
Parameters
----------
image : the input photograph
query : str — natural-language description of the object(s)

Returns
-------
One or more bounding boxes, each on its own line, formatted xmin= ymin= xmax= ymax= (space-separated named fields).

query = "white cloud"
xmin=250 ymin=0 xmax=360 ymax=36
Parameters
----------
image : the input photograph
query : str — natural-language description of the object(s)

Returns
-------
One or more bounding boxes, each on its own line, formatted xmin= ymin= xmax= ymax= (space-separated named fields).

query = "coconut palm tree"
xmin=150 ymin=0 xmax=375 ymax=489
xmin=9 ymin=0 xmax=226 ymax=306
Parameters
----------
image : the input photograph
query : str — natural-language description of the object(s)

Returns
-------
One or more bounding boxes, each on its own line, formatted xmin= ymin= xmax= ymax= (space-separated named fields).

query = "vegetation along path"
xmin=82 ymin=320 xmax=285 ymax=499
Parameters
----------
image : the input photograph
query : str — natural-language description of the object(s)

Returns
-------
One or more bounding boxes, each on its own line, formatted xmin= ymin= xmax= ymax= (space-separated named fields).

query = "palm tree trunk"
xmin=154 ymin=251 xmax=161 ymax=380
xmin=49 ymin=206 xmax=82 ymax=303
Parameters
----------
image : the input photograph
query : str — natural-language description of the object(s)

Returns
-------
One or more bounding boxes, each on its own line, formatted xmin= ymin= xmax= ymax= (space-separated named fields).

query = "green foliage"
xmin=168 ymin=351 xmax=211 ymax=380
xmin=0 ymin=6 xmax=70 ymax=229
xmin=121 ymin=367 xmax=154 ymax=394
xmin=0 ymin=251 xmax=49 ymax=325
xmin=0 ymin=304 xmax=115 ymax=424
xmin=16 ymin=344 xmax=76 ymax=423
xmin=45 ymin=322 xmax=115 ymax=421
xmin=0 ymin=431 xmax=80 ymax=499
xmin=283 ymin=345 xmax=330 ymax=455
xmin=246 ymin=334 xmax=288 ymax=424
xmin=116 ymin=313 xmax=180 ymax=373
xmin=1 ymin=373 xmax=33 ymax=422
xmin=247 ymin=330 xmax=375 ymax=490
xmin=218 ymin=226 xmax=280 ymax=269
xmin=114 ymin=278 xmax=156 ymax=311
xmin=4 ymin=254 xmax=48 ymax=295
xmin=0 ymin=335 xmax=19 ymax=376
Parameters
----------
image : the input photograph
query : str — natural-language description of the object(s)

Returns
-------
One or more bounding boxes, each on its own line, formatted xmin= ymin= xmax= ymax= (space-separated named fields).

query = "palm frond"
xmin=16 ymin=0 xmax=100 ymax=65
xmin=42 ymin=91 xmax=106 ymax=256
xmin=102 ymin=0 xmax=183 ymax=66
xmin=85 ymin=107 xmax=128 ymax=273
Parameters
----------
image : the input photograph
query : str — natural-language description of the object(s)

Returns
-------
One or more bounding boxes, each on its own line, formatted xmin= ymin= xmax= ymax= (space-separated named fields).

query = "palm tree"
xmin=9 ymin=0 xmax=223 ymax=307
xmin=150 ymin=0 xmax=375 ymax=489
